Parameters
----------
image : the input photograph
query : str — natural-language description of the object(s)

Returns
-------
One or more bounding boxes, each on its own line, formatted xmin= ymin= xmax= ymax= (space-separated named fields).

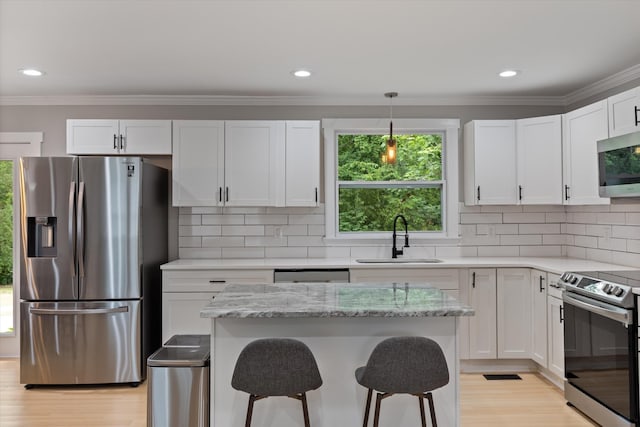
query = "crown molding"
xmin=564 ymin=63 xmax=640 ymax=106
xmin=2 ymin=63 xmax=639 ymax=107
xmin=0 ymin=94 xmax=566 ymax=107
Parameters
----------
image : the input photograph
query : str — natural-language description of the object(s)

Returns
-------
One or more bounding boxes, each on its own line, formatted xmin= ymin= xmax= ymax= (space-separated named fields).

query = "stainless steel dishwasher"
xmin=274 ymin=268 xmax=350 ymax=283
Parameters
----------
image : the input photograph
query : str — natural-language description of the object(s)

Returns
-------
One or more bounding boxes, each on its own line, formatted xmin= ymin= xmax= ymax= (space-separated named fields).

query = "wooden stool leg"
xmin=373 ymin=392 xmax=383 ymax=427
xmin=426 ymin=392 xmax=437 ymax=427
xmin=300 ymin=392 xmax=311 ymax=427
xmin=418 ymin=394 xmax=427 ymax=427
xmin=245 ymin=395 xmax=256 ymax=427
xmin=363 ymin=389 xmax=373 ymax=427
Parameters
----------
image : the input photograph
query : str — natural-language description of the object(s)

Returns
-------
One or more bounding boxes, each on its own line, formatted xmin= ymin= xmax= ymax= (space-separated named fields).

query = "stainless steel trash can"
xmin=147 ymin=339 xmax=210 ymax=427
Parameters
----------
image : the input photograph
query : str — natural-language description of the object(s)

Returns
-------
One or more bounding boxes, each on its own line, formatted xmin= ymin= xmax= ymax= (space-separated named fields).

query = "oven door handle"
xmin=562 ymin=292 xmax=632 ymax=326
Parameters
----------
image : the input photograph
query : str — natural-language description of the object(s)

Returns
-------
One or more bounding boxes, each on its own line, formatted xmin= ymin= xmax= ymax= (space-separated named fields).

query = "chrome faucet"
xmin=392 ymin=214 xmax=410 ymax=258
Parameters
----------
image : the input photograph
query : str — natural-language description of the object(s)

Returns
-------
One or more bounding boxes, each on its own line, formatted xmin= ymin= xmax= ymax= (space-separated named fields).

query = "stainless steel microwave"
xmin=598 ymin=131 xmax=640 ymax=197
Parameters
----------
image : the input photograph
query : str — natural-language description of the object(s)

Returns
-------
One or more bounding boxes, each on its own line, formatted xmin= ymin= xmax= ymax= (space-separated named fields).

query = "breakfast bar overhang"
xmin=202 ymin=282 xmax=474 ymax=427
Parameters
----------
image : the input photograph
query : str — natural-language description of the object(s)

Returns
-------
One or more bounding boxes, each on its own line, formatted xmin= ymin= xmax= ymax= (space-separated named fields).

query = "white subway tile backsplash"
xmin=518 ymin=224 xmax=560 ymax=234
xmin=460 ymin=213 xmax=502 ymax=224
xmin=596 ymin=212 xmax=626 ymax=225
xmin=519 ymin=246 xmax=562 ymax=257
xmin=245 ymin=236 xmax=288 ymax=247
xmin=222 ymin=225 xmax=265 ymax=236
xmin=598 ymin=237 xmax=627 ymax=252
xmin=176 ymin=200 xmax=640 ymax=265
xmin=222 ymin=247 xmax=265 ymax=258
xmin=289 ymin=214 xmax=324 ymax=225
xmin=245 ymin=215 xmax=289 ymax=225
xmin=308 ymin=247 xmax=351 ymax=258
xmin=202 ymin=237 xmax=245 ymax=247
xmin=179 ymin=225 xmax=221 ymax=237
xmin=202 ymin=215 xmax=245 ymax=225
xmin=503 ymin=213 xmax=546 ymax=223
xmin=179 ymin=215 xmax=201 ymax=226
xmin=477 ymin=246 xmax=520 ymax=257
xmin=500 ymin=235 xmax=542 ymax=246
xmin=574 ymin=235 xmax=598 ymax=248
xmin=266 ymin=247 xmax=308 ymax=258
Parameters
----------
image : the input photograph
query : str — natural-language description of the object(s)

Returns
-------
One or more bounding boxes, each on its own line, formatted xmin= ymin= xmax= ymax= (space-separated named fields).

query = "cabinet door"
xmin=562 ymin=100 xmax=610 ymax=205
xmin=497 ymin=268 xmax=531 ymax=359
xmin=172 ymin=120 xmax=225 ymax=206
xmin=66 ymin=119 xmax=120 ymax=154
xmin=161 ymin=292 xmax=216 ymax=343
xmin=547 ymin=295 xmax=564 ymax=378
xmin=225 ymin=121 xmax=285 ymax=206
xmin=119 ymin=120 xmax=172 ymax=154
xmin=468 ymin=268 xmax=497 ymax=359
xmin=285 ymin=121 xmax=320 ymax=206
xmin=608 ymin=86 xmax=640 ymax=138
xmin=516 ymin=115 xmax=562 ymax=204
xmin=464 ymin=121 xmax=517 ymax=205
xmin=531 ymin=270 xmax=548 ymax=367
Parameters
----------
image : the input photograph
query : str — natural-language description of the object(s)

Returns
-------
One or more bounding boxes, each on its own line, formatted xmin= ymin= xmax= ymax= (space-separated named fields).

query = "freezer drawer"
xmin=20 ymin=300 xmax=142 ymax=385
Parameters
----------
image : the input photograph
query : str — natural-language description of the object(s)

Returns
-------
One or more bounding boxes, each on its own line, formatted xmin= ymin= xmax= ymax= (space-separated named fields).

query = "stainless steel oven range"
xmin=560 ymin=270 xmax=640 ymax=427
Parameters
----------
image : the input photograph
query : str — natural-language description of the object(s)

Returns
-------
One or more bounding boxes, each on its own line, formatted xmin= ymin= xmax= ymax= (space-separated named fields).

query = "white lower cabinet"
xmin=463 ymin=268 xmax=531 ymax=360
xmin=467 ymin=269 xmax=497 ymax=359
xmin=349 ymin=268 xmax=460 ymax=299
xmin=531 ymin=269 xmax=548 ymax=367
xmin=497 ymin=268 xmax=532 ymax=359
xmin=547 ymin=293 xmax=564 ymax=379
xmin=161 ymin=269 xmax=273 ymax=343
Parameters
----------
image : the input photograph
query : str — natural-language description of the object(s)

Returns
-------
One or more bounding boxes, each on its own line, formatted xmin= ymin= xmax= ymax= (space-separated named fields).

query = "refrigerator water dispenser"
xmin=27 ymin=216 xmax=57 ymax=257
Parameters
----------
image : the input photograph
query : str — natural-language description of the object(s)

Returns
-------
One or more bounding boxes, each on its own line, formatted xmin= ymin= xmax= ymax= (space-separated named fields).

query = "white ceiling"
xmin=2 ymin=0 xmax=640 ymax=105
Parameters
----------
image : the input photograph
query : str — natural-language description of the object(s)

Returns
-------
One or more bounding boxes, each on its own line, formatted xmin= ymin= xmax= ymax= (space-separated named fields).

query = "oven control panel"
xmin=560 ymin=271 xmax=634 ymax=308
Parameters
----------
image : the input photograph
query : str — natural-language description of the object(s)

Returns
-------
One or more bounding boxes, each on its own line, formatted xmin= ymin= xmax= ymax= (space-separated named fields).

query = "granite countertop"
xmin=201 ymin=282 xmax=474 ymax=319
xmin=162 ymin=256 xmax=632 ymax=275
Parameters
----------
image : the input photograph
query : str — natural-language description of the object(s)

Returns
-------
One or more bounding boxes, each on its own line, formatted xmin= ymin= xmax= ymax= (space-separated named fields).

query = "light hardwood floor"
xmin=0 ymin=358 xmax=597 ymax=426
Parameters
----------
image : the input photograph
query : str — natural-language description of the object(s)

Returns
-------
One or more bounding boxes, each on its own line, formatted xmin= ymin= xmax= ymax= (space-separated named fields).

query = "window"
xmin=323 ymin=119 xmax=459 ymax=241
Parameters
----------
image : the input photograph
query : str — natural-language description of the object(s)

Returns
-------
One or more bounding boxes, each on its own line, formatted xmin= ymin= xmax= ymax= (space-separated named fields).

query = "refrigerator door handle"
xmin=29 ymin=306 xmax=129 ymax=315
xmin=77 ymin=181 xmax=86 ymax=278
xmin=69 ymin=181 xmax=77 ymax=277
xmin=29 ymin=305 xmax=129 ymax=316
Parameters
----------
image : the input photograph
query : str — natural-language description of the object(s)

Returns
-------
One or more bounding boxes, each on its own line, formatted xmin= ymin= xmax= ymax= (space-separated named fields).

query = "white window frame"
xmin=0 ymin=132 xmax=42 ymax=357
xmin=322 ymin=118 xmax=459 ymax=243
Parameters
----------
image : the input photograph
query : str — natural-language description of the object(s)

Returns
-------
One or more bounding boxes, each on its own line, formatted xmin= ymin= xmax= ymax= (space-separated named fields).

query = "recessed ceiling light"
xmin=292 ymin=69 xmax=312 ymax=78
xmin=499 ymin=70 xmax=518 ymax=78
xmin=19 ymin=68 xmax=44 ymax=77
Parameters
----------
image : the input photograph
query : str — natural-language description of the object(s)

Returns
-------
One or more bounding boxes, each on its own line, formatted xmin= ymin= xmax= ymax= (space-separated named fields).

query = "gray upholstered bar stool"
xmin=355 ymin=336 xmax=449 ymax=427
xmin=231 ymin=338 xmax=323 ymax=427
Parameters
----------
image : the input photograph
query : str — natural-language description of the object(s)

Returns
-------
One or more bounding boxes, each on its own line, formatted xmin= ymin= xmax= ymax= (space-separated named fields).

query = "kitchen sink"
xmin=355 ymin=258 xmax=443 ymax=264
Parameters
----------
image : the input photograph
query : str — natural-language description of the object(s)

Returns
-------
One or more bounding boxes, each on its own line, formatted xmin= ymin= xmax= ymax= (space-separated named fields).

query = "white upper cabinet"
xmin=562 ymin=100 xmax=610 ymax=205
xmin=285 ymin=121 xmax=320 ymax=206
xmin=67 ymin=119 xmax=172 ymax=155
xmin=224 ymin=121 xmax=286 ymax=206
xmin=170 ymin=120 xmax=320 ymax=208
xmin=608 ymin=85 xmax=640 ymax=138
xmin=516 ymin=115 xmax=563 ymax=204
xmin=172 ymin=121 xmax=225 ymax=207
xmin=464 ymin=120 xmax=517 ymax=205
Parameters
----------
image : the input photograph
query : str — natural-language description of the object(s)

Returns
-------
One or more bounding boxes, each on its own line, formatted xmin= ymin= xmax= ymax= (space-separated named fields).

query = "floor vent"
xmin=483 ymin=374 xmax=522 ymax=380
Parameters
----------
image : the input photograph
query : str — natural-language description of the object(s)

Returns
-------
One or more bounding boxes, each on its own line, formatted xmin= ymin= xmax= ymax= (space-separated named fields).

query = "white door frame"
xmin=0 ymin=132 xmax=42 ymax=357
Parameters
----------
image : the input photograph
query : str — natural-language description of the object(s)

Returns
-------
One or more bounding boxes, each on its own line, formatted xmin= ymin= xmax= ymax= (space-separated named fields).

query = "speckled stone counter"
xmin=206 ymin=282 xmax=468 ymax=427
xmin=201 ymin=282 xmax=474 ymax=319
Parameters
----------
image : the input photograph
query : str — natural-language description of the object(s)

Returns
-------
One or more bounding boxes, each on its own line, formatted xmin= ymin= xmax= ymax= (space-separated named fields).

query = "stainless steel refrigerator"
xmin=19 ymin=157 xmax=168 ymax=386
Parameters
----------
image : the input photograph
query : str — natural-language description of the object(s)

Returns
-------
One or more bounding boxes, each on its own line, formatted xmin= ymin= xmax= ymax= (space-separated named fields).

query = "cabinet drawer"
xmin=162 ymin=269 xmax=273 ymax=292
xmin=350 ymin=268 xmax=459 ymax=290
xmin=547 ymin=272 xmax=563 ymax=299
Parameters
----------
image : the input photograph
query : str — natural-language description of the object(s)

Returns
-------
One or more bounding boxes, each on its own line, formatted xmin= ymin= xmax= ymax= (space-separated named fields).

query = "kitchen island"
xmin=202 ymin=282 xmax=474 ymax=427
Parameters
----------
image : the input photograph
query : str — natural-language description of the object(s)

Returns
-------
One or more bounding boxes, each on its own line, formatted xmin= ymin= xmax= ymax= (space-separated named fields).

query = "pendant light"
xmin=383 ymin=92 xmax=398 ymax=165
